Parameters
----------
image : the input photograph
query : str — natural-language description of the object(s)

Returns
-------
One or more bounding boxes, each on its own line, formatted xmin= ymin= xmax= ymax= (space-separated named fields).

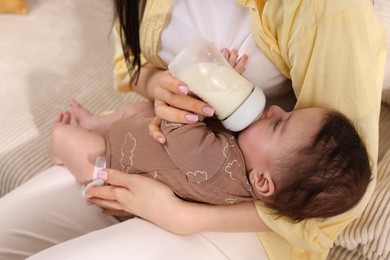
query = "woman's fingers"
xmin=150 ymin=71 xmax=215 ymax=143
xmin=154 ymin=87 xmax=213 ymax=121
xmin=154 ymin=98 xmax=202 ymax=123
xmin=154 ymin=71 xmax=214 ymax=120
xmin=88 ymin=196 xmax=124 ymax=211
xmin=86 ymin=170 xmax=136 ymax=213
xmin=87 ymin=184 xmax=130 ymax=202
xmin=159 ymin=70 xmax=189 ymax=95
xmin=89 ymin=169 xmax=177 ymax=204
xmin=86 ymin=169 xmax=187 ymax=232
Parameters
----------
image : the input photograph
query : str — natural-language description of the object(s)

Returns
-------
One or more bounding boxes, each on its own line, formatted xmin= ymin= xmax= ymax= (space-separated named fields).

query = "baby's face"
xmin=238 ymin=105 xmax=328 ymax=173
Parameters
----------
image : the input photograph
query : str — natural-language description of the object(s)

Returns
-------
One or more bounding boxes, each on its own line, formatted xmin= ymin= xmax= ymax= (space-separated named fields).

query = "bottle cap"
xmin=221 ymin=86 xmax=266 ymax=132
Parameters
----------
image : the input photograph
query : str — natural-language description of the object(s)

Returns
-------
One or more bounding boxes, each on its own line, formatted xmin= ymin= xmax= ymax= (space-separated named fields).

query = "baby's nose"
xmin=266 ymin=105 xmax=285 ymax=118
xmin=269 ymin=105 xmax=286 ymax=117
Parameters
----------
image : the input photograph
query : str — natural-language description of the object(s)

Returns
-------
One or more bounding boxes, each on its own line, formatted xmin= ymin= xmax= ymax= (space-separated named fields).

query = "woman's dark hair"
xmin=113 ymin=0 xmax=146 ymax=83
xmin=264 ymin=111 xmax=372 ymax=222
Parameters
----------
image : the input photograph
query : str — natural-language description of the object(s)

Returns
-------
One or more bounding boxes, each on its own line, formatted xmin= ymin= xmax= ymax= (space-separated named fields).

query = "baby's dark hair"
xmin=263 ymin=110 xmax=372 ymax=222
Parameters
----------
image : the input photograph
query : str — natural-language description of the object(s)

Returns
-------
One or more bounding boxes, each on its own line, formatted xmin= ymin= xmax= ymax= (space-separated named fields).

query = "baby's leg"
xmin=71 ymin=99 xmax=155 ymax=134
xmin=49 ymin=112 xmax=106 ymax=184
xmin=49 ymin=112 xmax=71 ymax=165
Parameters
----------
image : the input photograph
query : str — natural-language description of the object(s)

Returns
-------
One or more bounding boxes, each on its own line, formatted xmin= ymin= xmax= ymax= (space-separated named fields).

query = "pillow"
xmin=328 ymin=147 xmax=390 ymax=260
xmin=0 ymin=0 xmax=28 ymax=14
xmin=374 ymin=0 xmax=390 ymax=92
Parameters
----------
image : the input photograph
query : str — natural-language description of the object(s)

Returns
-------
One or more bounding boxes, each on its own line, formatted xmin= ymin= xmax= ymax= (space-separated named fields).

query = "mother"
xmin=0 ymin=0 xmax=386 ymax=259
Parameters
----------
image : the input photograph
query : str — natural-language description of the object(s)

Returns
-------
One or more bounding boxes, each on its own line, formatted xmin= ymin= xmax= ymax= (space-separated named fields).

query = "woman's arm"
xmin=130 ymin=63 xmax=164 ymax=100
xmin=112 ymin=23 xmax=213 ymax=125
xmin=86 ymin=169 xmax=270 ymax=234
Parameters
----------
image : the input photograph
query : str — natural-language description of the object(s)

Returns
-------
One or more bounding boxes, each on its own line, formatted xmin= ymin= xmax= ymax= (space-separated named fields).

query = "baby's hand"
xmin=221 ymin=48 xmax=248 ymax=75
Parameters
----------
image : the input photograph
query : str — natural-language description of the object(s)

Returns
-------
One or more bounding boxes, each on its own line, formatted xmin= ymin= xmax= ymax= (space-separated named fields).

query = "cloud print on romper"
xmin=225 ymin=160 xmax=252 ymax=191
xmin=120 ymin=132 xmax=136 ymax=173
xmin=186 ymin=170 xmax=208 ymax=184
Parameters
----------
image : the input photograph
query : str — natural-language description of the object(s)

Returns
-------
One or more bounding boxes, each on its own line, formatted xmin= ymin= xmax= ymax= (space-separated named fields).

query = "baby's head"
xmin=238 ymin=105 xmax=371 ymax=222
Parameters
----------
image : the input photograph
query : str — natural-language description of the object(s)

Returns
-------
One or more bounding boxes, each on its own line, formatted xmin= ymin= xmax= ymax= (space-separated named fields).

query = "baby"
xmin=49 ymin=102 xmax=371 ymax=222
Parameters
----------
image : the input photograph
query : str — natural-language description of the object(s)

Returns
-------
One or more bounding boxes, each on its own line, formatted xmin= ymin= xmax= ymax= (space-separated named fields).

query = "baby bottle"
xmin=168 ymin=37 xmax=266 ymax=132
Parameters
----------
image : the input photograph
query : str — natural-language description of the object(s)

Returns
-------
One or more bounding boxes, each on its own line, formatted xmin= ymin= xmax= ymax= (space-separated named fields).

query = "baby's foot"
xmin=70 ymin=99 xmax=98 ymax=131
xmin=53 ymin=111 xmax=71 ymax=129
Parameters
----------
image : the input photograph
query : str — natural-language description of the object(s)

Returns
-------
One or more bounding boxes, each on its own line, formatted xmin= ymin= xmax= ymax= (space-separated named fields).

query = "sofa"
xmin=0 ymin=0 xmax=389 ymax=259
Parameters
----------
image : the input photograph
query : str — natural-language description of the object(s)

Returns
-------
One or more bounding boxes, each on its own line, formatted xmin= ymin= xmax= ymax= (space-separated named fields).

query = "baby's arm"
xmin=49 ymin=112 xmax=107 ymax=184
xmin=161 ymin=120 xmax=242 ymax=178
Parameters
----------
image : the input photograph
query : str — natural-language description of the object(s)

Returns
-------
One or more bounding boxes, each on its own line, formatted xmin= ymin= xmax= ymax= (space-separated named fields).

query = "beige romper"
xmin=104 ymin=117 xmax=256 ymax=204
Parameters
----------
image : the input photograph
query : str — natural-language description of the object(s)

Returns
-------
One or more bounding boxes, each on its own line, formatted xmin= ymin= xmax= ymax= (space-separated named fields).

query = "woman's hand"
xmin=153 ymin=71 xmax=216 ymax=121
xmin=149 ymin=71 xmax=215 ymax=143
xmin=149 ymin=50 xmax=248 ymax=143
xmin=86 ymin=168 xmax=195 ymax=234
xmin=86 ymin=169 xmax=270 ymax=234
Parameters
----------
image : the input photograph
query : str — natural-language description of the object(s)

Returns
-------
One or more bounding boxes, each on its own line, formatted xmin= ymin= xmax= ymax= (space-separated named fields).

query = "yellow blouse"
xmin=112 ymin=0 xmax=386 ymax=259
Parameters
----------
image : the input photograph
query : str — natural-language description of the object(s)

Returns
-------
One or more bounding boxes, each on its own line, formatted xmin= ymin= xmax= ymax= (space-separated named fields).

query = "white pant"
xmin=0 ymin=166 xmax=268 ymax=259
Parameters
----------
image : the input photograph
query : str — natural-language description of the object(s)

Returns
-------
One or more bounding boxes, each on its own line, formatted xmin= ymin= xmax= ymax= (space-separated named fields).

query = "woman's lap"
xmin=0 ymin=166 xmax=117 ymax=259
xmin=29 ymin=218 xmax=267 ymax=260
xmin=0 ymin=166 xmax=268 ymax=259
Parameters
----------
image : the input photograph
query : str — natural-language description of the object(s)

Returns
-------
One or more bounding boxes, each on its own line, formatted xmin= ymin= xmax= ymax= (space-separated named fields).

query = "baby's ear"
xmin=250 ymin=170 xmax=275 ymax=197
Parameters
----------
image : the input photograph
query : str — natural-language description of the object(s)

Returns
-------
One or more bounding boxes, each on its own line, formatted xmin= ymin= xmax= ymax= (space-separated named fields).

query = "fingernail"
xmin=178 ymin=84 xmax=189 ymax=94
xmin=202 ymin=106 xmax=214 ymax=116
xmin=97 ymin=169 xmax=108 ymax=180
xmin=157 ymin=136 xmax=165 ymax=144
xmin=185 ymin=114 xmax=199 ymax=122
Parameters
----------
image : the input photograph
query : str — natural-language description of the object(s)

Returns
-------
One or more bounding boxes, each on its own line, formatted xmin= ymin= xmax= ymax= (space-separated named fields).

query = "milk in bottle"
xmin=169 ymin=37 xmax=266 ymax=131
